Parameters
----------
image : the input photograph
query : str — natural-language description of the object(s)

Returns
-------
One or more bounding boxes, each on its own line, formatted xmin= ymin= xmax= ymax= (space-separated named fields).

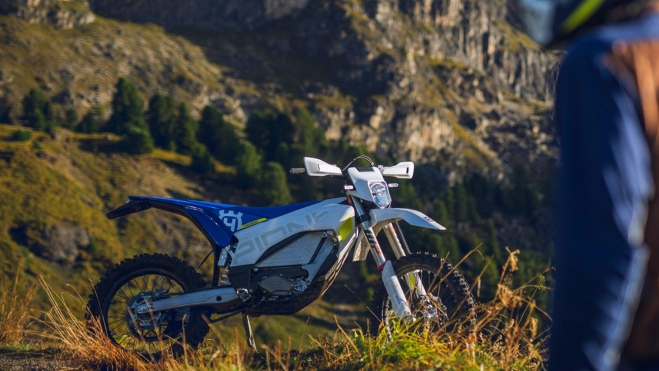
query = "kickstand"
xmin=242 ymin=313 xmax=256 ymax=351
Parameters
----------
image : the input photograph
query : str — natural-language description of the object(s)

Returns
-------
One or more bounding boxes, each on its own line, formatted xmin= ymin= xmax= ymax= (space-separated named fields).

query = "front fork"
xmin=352 ymin=198 xmax=426 ymax=319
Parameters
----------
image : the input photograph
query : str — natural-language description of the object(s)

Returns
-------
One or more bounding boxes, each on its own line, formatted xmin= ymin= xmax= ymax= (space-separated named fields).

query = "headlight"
xmin=369 ymin=182 xmax=391 ymax=208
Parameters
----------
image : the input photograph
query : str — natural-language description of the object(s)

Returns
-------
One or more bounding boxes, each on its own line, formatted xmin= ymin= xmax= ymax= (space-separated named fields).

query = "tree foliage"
xmin=77 ymin=110 xmax=101 ymax=134
xmin=235 ymin=140 xmax=263 ymax=188
xmin=146 ymin=94 xmax=177 ymax=151
xmin=173 ymin=103 xmax=198 ymax=155
xmin=190 ymin=144 xmax=215 ymax=175
xmin=22 ymin=88 xmax=54 ymax=131
xmin=260 ymin=161 xmax=292 ymax=205
xmin=107 ymin=77 xmax=146 ymax=135
xmin=120 ymin=125 xmax=154 ymax=155
xmin=197 ymin=105 xmax=240 ymax=165
xmin=246 ymin=111 xmax=296 ymax=167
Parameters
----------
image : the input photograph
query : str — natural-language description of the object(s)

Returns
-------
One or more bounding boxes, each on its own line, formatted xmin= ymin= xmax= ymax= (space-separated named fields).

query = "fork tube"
xmin=351 ymin=196 xmax=387 ymax=270
xmin=383 ymin=223 xmax=427 ymax=296
xmin=383 ymin=223 xmax=406 ymax=259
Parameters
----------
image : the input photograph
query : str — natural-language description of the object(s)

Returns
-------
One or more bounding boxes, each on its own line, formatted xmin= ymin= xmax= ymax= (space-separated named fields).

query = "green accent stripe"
xmin=561 ymin=0 xmax=606 ymax=34
xmin=240 ymin=218 xmax=267 ymax=230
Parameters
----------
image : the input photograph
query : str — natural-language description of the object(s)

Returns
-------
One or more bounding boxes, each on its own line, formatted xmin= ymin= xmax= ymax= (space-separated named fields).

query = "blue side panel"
xmin=186 ymin=208 xmax=235 ymax=247
xmin=126 ymin=196 xmax=321 ymax=243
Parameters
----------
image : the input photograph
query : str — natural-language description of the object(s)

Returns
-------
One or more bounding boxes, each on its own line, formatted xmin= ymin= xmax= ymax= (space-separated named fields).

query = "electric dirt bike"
xmin=87 ymin=156 xmax=476 ymax=354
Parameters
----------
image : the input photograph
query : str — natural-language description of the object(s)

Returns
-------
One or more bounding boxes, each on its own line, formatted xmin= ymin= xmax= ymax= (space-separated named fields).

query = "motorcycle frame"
xmin=105 ymin=158 xmax=445 ymax=319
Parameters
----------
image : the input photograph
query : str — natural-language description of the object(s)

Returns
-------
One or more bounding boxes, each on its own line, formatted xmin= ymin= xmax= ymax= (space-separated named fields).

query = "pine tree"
xmin=22 ymin=87 xmax=54 ymax=131
xmin=431 ymin=199 xmax=448 ymax=225
xmin=235 ymin=140 xmax=263 ymax=188
xmin=260 ymin=161 xmax=292 ymax=205
xmin=245 ymin=111 xmax=295 ymax=164
xmin=77 ymin=107 xmax=101 ymax=133
xmin=107 ymin=77 xmax=146 ymax=135
xmin=146 ymin=94 xmax=177 ymax=151
xmin=197 ymin=105 xmax=240 ymax=165
xmin=292 ymin=108 xmax=326 ymax=159
xmin=173 ymin=103 xmax=198 ymax=155
xmin=64 ymin=107 xmax=78 ymax=129
xmin=190 ymin=144 xmax=215 ymax=175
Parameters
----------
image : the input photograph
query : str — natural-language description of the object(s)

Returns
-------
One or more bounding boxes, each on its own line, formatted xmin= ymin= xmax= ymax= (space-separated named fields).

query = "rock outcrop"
xmin=81 ymin=0 xmax=559 ymax=179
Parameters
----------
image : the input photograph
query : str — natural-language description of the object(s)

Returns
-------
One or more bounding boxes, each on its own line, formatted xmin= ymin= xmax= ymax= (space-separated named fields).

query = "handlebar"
xmin=290 ymin=168 xmax=306 ymax=175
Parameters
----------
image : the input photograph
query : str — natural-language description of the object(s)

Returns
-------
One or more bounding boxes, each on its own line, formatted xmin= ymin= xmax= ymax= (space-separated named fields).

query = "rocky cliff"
xmin=0 ymin=0 xmax=559 ymax=179
xmin=85 ymin=0 xmax=559 ymax=180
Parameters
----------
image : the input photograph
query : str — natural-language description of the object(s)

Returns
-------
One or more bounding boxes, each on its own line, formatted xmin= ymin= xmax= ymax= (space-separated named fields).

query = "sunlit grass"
xmin=3 ymin=249 xmax=548 ymax=370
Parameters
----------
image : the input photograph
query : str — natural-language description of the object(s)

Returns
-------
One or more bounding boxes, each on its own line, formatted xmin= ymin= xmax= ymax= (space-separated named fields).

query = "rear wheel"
xmin=86 ymin=254 xmax=210 ymax=356
xmin=369 ymin=252 xmax=476 ymax=335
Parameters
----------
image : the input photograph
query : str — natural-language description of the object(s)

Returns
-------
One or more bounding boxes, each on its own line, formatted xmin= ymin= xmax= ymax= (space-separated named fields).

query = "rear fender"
xmin=106 ymin=197 xmax=236 ymax=247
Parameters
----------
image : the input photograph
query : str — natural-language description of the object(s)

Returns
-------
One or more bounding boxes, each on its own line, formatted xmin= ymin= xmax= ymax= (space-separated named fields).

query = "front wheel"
xmin=369 ymin=252 xmax=476 ymax=336
xmin=86 ymin=253 xmax=210 ymax=356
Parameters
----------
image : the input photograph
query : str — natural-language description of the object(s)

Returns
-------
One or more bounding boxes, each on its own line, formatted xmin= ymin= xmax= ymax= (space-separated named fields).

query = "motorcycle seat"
xmin=191 ymin=200 xmax=320 ymax=219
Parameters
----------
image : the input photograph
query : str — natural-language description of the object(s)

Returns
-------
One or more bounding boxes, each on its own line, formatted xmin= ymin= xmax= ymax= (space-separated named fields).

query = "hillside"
xmin=0 ymin=0 xmax=557 ymax=357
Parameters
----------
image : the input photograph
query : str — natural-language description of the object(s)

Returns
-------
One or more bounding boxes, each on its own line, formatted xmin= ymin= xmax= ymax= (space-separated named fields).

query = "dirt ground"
xmin=0 ymin=350 xmax=74 ymax=371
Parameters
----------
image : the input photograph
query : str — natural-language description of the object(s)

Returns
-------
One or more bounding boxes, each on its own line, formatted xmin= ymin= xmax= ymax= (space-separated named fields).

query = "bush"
xmin=10 ymin=129 xmax=32 ymax=142
xmin=190 ymin=144 xmax=215 ymax=175
xmin=120 ymin=125 xmax=154 ymax=155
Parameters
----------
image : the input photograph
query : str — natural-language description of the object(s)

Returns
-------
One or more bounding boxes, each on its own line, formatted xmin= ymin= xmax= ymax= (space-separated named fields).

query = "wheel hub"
xmin=126 ymin=290 xmax=167 ymax=333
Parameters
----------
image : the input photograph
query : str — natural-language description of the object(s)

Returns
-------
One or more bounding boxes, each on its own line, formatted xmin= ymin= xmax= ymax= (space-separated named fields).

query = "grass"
xmin=0 ymin=249 xmax=548 ymax=370
xmin=0 ymin=262 xmax=36 ymax=346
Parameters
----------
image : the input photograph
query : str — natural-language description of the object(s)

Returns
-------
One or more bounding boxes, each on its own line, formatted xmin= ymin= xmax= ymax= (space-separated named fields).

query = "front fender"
xmin=369 ymin=208 xmax=446 ymax=231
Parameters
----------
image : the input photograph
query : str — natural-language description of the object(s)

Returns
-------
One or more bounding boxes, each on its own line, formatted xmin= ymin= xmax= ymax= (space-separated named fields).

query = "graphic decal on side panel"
xmin=240 ymin=218 xmax=267 ymax=230
xmin=219 ymin=210 xmax=243 ymax=232
xmin=233 ymin=211 xmax=330 ymax=261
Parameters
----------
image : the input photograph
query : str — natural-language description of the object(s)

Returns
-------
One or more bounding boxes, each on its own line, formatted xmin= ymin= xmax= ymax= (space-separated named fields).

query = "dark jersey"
xmin=550 ymin=12 xmax=659 ymax=371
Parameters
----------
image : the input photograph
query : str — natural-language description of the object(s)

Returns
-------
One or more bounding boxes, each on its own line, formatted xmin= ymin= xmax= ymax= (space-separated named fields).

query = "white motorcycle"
xmin=87 ymin=156 xmax=475 ymax=355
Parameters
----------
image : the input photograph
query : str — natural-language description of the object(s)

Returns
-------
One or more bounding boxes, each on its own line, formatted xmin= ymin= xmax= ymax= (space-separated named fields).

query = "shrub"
xmin=10 ymin=129 xmax=32 ymax=142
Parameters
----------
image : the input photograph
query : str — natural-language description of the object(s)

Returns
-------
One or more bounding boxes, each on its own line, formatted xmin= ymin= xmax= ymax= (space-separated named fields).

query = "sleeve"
xmin=554 ymin=43 xmax=653 ymax=264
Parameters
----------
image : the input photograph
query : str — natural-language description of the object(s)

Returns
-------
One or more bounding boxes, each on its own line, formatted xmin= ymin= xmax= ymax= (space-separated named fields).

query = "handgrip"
xmin=290 ymin=168 xmax=306 ymax=175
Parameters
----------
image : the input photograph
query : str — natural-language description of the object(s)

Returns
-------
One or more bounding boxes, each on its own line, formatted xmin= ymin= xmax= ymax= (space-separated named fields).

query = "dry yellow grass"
xmin=0 ymin=262 xmax=36 ymax=346
xmin=5 ymin=249 xmax=548 ymax=370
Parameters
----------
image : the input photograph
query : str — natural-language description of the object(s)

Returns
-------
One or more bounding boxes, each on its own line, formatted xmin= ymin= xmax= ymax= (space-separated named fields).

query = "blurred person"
xmin=518 ymin=0 xmax=659 ymax=370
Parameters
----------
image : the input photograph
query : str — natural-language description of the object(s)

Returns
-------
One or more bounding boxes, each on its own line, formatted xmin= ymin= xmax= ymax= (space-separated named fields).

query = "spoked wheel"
xmin=87 ymin=254 xmax=210 ymax=356
xmin=370 ymin=252 xmax=476 ymax=336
